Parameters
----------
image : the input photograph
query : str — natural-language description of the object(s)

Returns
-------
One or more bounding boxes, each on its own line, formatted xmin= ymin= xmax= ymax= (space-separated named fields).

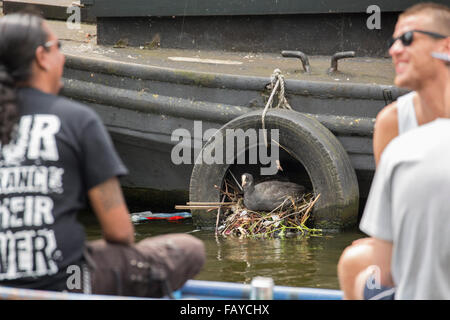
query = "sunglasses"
xmin=388 ymin=30 xmax=447 ymax=49
xmin=43 ymin=39 xmax=62 ymax=50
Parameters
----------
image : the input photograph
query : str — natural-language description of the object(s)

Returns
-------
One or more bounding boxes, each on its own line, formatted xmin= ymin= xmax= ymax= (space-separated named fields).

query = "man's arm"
xmin=88 ymin=177 xmax=135 ymax=245
xmin=373 ymin=103 xmax=399 ymax=166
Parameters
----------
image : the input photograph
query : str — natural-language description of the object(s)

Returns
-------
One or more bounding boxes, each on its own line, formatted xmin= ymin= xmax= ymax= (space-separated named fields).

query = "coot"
xmin=241 ymin=173 xmax=305 ymax=211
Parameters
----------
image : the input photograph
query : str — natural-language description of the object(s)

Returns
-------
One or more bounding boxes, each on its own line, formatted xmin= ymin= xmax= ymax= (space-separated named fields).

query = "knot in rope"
xmin=269 ymin=68 xmax=291 ymax=110
xmin=261 ymin=69 xmax=292 ymax=146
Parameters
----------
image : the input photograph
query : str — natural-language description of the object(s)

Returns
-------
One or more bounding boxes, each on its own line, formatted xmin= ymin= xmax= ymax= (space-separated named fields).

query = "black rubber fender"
xmin=189 ymin=109 xmax=359 ymax=231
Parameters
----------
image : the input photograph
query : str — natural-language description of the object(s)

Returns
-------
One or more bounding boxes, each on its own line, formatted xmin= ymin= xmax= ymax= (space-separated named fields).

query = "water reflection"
xmin=196 ymin=231 xmax=363 ymax=289
xmin=79 ymin=214 xmax=364 ymax=290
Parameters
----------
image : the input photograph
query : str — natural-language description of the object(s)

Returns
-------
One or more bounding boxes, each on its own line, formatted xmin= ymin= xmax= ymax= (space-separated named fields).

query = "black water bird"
xmin=241 ymin=173 xmax=306 ymax=212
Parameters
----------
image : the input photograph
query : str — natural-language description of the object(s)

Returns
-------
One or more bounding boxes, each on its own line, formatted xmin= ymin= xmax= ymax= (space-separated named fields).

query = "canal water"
xmin=78 ymin=211 xmax=365 ymax=290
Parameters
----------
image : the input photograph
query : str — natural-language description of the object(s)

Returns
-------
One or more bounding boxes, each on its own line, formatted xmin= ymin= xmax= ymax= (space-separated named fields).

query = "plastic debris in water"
xmin=131 ymin=211 xmax=192 ymax=223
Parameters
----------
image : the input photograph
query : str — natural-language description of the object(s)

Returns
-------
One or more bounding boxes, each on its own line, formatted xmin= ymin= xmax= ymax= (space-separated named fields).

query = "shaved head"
xmin=399 ymin=3 xmax=450 ymax=35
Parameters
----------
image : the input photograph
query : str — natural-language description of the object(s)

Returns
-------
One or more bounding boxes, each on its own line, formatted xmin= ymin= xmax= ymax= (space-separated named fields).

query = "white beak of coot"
xmin=241 ymin=174 xmax=247 ymax=187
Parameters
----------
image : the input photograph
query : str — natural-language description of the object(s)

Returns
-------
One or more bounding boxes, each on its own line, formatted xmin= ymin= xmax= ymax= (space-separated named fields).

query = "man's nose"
xmin=389 ymin=39 xmax=405 ymax=57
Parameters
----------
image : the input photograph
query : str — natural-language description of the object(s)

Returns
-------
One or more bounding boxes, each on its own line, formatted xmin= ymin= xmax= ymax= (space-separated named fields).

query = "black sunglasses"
xmin=388 ymin=30 xmax=447 ymax=49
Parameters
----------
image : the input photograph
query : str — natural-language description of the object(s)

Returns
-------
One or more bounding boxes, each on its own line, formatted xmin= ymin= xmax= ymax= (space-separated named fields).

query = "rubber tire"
xmin=189 ymin=109 xmax=359 ymax=231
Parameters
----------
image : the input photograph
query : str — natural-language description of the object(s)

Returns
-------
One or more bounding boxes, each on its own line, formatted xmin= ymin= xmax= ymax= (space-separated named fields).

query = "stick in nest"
xmin=219 ymin=188 xmax=321 ymax=238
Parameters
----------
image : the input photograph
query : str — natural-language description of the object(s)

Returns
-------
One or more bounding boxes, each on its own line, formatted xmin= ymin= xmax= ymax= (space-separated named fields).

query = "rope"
xmin=262 ymin=69 xmax=292 ymax=146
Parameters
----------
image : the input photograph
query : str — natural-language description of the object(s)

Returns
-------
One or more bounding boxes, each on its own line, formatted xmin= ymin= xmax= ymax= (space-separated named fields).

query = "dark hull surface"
xmin=61 ymin=50 xmax=406 ymax=202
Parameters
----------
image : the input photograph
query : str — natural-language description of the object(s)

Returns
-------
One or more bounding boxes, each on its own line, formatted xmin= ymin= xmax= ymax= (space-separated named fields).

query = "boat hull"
xmin=61 ymin=54 xmax=406 ymax=208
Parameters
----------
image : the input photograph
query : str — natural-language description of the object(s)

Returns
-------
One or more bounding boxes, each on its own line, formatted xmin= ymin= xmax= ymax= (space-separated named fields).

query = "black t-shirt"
xmin=0 ymin=87 xmax=128 ymax=290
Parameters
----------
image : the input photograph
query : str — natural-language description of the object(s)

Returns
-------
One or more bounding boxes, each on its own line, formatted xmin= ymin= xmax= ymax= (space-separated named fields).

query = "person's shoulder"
xmin=50 ymin=94 xmax=101 ymax=126
xmin=375 ymin=90 xmax=417 ymax=131
xmin=383 ymin=118 xmax=450 ymax=164
xmin=373 ymin=101 xmax=399 ymax=164
xmin=54 ymin=95 xmax=97 ymax=117
xmin=375 ymin=101 xmax=398 ymax=133
xmin=20 ymin=88 xmax=99 ymax=121
xmin=407 ymin=118 xmax=450 ymax=145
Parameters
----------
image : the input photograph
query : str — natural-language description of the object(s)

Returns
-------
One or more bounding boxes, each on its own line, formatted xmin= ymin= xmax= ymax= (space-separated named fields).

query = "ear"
xmin=34 ymin=45 xmax=50 ymax=71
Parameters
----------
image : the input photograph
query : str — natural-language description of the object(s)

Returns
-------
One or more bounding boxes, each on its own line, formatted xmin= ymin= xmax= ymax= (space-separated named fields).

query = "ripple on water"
xmin=80 ymin=216 xmax=364 ymax=289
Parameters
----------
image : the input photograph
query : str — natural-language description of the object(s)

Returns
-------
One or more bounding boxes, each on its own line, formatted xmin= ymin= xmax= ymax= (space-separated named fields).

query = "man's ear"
xmin=34 ymin=45 xmax=49 ymax=71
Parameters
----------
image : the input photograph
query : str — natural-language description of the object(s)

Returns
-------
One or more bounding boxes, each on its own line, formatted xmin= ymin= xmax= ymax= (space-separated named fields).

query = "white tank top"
xmin=396 ymin=91 xmax=418 ymax=135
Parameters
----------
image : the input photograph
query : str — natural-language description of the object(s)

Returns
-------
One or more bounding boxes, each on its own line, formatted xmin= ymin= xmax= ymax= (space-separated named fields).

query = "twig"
xmin=175 ymin=205 xmax=230 ymax=210
xmin=228 ymin=170 xmax=243 ymax=192
xmin=215 ymin=195 xmax=227 ymax=236
xmin=302 ymin=194 xmax=321 ymax=219
xmin=187 ymin=202 xmax=235 ymax=205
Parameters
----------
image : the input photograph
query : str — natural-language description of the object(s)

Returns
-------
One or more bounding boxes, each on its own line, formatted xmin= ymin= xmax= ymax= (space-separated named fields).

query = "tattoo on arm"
xmin=93 ymin=178 xmax=125 ymax=213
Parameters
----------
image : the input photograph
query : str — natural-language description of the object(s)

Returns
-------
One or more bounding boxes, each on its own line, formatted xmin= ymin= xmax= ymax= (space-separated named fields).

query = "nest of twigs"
xmin=215 ymin=178 xmax=322 ymax=239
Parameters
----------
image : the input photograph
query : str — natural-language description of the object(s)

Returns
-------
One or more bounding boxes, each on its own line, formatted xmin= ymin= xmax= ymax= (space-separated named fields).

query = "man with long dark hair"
xmin=0 ymin=12 xmax=205 ymax=296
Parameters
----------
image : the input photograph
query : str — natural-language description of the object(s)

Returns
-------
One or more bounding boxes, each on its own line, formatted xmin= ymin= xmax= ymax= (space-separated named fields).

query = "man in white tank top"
xmin=338 ymin=3 xmax=450 ymax=299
